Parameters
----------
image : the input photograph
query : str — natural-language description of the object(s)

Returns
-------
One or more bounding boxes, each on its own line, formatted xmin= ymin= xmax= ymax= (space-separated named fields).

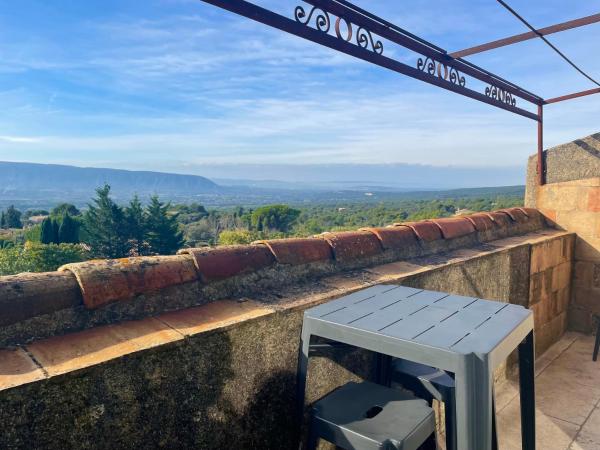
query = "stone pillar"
xmin=525 ymin=133 xmax=600 ymax=332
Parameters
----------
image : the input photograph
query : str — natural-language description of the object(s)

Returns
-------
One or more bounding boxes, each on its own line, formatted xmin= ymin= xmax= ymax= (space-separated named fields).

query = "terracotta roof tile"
xmin=361 ymin=226 xmax=418 ymax=250
xmin=519 ymin=207 xmax=541 ymax=220
xmin=465 ymin=213 xmax=496 ymax=232
xmin=429 ymin=217 xmax=476 ymax=239
xmin=485 ymin=211 xmax=512 ymax=228
xmin=179 ymin=245 xmax=275 ymax=282
xmin=255 ymin=238 xmax=332 ymax=265
xmin=0 ymin=271 xmax=82 ymax=326
xmin=60 ymin=255 xmax=198 ymax=309
xmin=400 ymin=221 xmax=443 ymax=242
xmin=498 ymin=207 xmax=529 ymax=223
xmin=318 ymin=230 xmax=383 ymax=262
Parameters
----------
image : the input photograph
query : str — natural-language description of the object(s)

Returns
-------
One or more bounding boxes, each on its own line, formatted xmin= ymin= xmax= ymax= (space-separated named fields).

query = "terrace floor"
xmin=496 ymin=332 xmax=600 ymax=450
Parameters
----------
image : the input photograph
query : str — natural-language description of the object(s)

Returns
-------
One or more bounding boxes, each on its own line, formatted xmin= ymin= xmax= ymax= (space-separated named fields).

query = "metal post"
xmin=537 ymin=104 xmax=544 ymax=185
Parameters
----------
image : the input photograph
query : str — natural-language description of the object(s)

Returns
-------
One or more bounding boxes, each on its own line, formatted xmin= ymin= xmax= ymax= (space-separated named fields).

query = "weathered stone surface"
xmin=0 ymin=348 xmax=46 ymax=391
xmin=525 ymin=133 xmax=600 ymax=207
xmin=0 ymin=271 xmax=82 ymax=327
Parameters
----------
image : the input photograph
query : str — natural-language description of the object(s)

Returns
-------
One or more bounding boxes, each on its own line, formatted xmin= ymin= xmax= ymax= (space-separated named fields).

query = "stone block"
xmin=555 ymin=287 xmax=571 ymax=316
xmin=551 ymin=262 xmax=572 ymax=291
xmin=588 ymin=188 xmax=600 ymax=212
xmin=574 ymin=261 xmax=593 ymax=287
xmin=556 ymin=210 xmax=599 ymax=238
xmin=572 ymin=286 xmax=600 ymax=313
xmin=568 ymin=305 xmax=593 ymax=333
xmin=529 ymin=271 xmax=543 ymax=305
xmin=537 ymin=185 xmax=580 ymax=212
xmin=575 ymin=236 xmax=600 ymax=262
xmin=530 ymin=238 xmax=564 ymax=273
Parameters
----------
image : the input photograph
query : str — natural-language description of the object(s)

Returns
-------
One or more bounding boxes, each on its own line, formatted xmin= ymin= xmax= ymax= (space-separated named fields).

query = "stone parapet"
xmin=0 ymin=207 xmax=545 ymax=347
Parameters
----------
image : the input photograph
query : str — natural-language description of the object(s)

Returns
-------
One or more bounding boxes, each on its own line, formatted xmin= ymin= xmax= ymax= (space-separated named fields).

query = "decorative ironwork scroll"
xmin=485 ymin=85 xmax=517 ymax=106
xmin=294 ymin=4 xmax=383 ymax=54
xmin=416 ymin=57 xmax=466 ymax=87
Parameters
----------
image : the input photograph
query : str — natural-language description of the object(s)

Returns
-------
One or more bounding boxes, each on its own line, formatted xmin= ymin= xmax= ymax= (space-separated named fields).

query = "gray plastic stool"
xmin=391 ymin=359 xmax=499 ymax=450
xmin=308 ymin=381 xmax=436 ymax=450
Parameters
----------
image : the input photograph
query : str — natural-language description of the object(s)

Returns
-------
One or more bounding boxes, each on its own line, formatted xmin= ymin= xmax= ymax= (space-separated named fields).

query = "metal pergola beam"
xmin=199 ymin=0 xmax=542 ymax=121
xmin=199 ymin=0 xmax=600 ymax=188
xmin=450 ymin=12 xmax=600 ymax=58
xmin=545 ymin=87 xmax=600 ymax=104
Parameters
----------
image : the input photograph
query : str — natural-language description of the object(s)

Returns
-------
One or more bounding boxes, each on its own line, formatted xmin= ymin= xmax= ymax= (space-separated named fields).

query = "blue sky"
xmin=0 ymin=0 xmax=599 ymax=180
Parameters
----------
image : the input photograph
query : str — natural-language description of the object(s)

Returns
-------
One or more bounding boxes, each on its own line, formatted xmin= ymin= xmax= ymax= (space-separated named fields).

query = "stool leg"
xmin=306 ymin=418 xmax=319 ymax=450
xmin=593 ymin=318 xmax=600 ymax=362
xmin=297 ymin=329 xmax=312 ymax=449
xmin=492 ymin=388 xmax=498 ymax=450
xmin=375 ymin=353 xmax=393 ymax=387
xmin=518 ymin=331 xmax=536 ymax=450
xmin=444 ymin=393 xmax=456 ymax=450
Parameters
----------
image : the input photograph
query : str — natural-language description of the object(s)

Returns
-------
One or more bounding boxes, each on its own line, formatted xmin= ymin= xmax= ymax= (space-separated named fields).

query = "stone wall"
xmin=526 ymin=176 xmax=600 ymax=331
xmin=0 ymin=221 xmax=574 ymax=450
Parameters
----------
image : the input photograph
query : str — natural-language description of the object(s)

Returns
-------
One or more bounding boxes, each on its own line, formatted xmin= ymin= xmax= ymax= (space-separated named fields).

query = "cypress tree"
xmin=124 ymin=195 xmax=148 ymax=256
xmin=145 ymin=196 xmax=184 ymax=255
xmin=40 ymin=218 xmax=55 ymax=244
xmin=0 ymin=212 xmax=6 ymax=229
xmin=52 ymin=219 xmax=60 ymax=244
xmin=58 ymin=213 xmax=80 ymax=243
xmin=83 ymin=184 xmax=129 ymax=258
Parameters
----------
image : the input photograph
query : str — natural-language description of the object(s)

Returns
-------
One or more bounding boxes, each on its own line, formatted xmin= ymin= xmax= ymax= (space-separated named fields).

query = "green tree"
xmin=250 ymin=204 xmax=300 ymax=232
xmin=124 ymin=195 xmax=148 ymax=256
xmin=40 ymin=218 xmax=56 ymax=244
xmin=83 ymin=184 xmax=129 ymax=258
xmin=58 ymin=213 xmax=80 ymax=243
xmin=145 ymin=196 xmax=184 ymax=255
xmin=0 ymin=212 xmax=5 ymax=229
xmin=4 ymin=206 xmax=22 ymax=228
xmin=51 ymin=203 xmax=80 ymax=217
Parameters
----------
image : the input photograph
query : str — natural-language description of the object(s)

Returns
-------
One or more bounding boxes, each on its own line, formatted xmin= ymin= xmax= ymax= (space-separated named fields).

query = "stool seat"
xmin=310 ymin=381 xmax=436 ymax=450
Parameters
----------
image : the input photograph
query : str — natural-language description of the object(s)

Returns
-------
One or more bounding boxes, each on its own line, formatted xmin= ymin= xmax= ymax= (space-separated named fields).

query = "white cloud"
xmin=0 ymin=135 xmax=42 ymax=144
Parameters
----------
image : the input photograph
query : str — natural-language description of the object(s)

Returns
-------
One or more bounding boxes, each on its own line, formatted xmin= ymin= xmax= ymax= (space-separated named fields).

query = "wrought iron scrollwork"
xmin=295 ymin=5 xmax=330 ymax=33
xmin=416 ymin=57 xmax=466 ymax=87
xmin=485 ymin=85 xmax=517 ymax=106
xmin=294 ymin=4 xmax=383 ymax=54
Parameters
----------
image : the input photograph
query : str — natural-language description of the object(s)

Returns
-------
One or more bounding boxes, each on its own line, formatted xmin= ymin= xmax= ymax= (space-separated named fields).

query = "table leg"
xmin=454 ymin=357 xmax=493 ymax=450
xmin=296 ymin=327 xmax=312 ymax=450
xmin=519 ymin=331 xmax=536 ymax=450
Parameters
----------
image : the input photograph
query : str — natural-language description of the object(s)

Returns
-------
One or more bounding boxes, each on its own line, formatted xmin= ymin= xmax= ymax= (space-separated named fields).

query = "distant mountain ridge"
xmin=0 ymin=161 xmax=219 ymax=198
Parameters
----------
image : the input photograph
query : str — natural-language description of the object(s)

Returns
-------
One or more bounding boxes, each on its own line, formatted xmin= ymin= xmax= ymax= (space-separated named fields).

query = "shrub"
xmin=0 ymin=242 xmax=89 ymax=276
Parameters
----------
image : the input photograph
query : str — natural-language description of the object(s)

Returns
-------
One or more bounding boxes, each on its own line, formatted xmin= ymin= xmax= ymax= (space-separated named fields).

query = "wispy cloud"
xmin=0 ymin=135 xmax=42 ymax=144
xmin=0 ymin=0 xmax=598 ymax=174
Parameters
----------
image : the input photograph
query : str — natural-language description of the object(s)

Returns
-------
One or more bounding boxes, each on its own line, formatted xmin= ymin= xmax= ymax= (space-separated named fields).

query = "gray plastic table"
xmin=297 ymin=284 xmax=535 ymax=450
